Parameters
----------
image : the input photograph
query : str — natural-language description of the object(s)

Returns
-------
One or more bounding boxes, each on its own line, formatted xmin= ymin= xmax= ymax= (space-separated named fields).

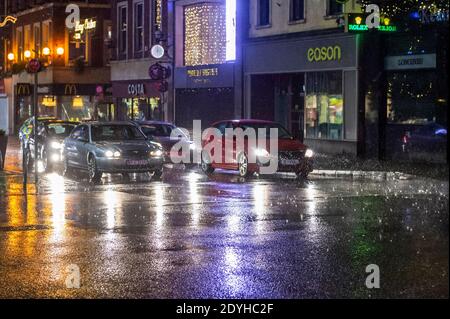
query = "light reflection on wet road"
xmin=0 ymin=164 xmax=448 ymax=298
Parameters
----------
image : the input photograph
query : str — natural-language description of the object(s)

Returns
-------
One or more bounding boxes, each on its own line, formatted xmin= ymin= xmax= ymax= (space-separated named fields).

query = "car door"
xmin=65 ymin=125 xmax=88 ymax=168
xmin=74 ymin=125 xmax=91 ymax=169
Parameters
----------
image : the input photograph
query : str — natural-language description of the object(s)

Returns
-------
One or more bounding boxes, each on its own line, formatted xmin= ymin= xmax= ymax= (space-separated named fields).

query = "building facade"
xmin=0 ymin=0 xmax=112 ymax=134
xmin=110 ymin=0 xmax=173 ymax=122
xmin=172 ymin=0 xmax=247 ymax=129
xmin=244 ymin=0 xmax=360 ymax=154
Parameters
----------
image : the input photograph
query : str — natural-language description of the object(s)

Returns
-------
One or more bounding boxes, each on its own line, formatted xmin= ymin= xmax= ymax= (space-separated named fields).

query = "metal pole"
xmin=33 ymin=72 xmax=38 ymax=185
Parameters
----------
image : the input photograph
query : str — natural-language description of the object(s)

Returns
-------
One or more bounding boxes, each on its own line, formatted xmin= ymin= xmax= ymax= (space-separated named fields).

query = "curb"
xmin=310 ymin=169 xmax=416 ymax=180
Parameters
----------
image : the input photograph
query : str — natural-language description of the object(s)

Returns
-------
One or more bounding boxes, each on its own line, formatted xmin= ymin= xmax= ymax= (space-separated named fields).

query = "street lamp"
xmin=56 ymin=47 xmax=64 ymax=56
xmin=24 ymin=50 xmax=32 ymax=59
xmin=7 ymin=53 xmax=14 ymax=61
xmin=42 ymin=47 xmax=51 ymax=56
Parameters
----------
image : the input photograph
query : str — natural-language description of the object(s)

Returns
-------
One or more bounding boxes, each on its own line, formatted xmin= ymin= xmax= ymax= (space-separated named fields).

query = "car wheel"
xmin=296 ymin=171 xmax=309 ymax=180
xmin=87 ymin=155 xmax=102 ymax=184
xmin=42 ymin=149 xmax=52 ymax=172
xmin=152 ymin=169 xmax=163 ymax=180
xmin=238 ymin=153 xmax=250 ymax=178
xmin=201 ymin=152 xmax=215 ymax=175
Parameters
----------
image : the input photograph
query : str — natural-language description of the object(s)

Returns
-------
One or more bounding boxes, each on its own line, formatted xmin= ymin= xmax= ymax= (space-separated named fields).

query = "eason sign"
xmin=307 ymin=46 xmax=341 ymax=62
xmin=385 ymin=54 xmax=436 ymax=70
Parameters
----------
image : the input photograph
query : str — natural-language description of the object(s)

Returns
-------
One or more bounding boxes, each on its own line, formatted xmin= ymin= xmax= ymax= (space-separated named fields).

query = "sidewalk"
xmin=0 ymin=136 xmax=22 ymax=174
xmin=313 ymin=153 xmax=449 ymax=181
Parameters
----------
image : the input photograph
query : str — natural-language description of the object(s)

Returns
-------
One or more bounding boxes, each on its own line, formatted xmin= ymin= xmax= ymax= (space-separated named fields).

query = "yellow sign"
xmin=64 ymin=84 xmax=77 ymax=95
xmin=187 ymin=68 xmax=219 ymax=78
xmin=75 ymin=18 xmax=96 ymax=34
xmin=0 ymin=16 xmax=17 ymax=27
xmin=307 ymin=46 xmax=341 ymax=63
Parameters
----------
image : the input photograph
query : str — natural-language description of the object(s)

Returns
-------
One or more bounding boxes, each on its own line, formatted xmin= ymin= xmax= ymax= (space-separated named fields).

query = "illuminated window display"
xmin=305 ymin=71 xmax=343 ymax=140
xmin=184 ymin=3 xmax=226 ymax=66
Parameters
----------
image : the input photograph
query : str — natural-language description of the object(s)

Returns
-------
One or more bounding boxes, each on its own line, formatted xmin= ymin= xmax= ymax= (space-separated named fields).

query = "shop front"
xmin=383 ymin=27 xmax=448 ymax=162
xmin=14 ymin=83 xmax=113 ymax=131
xmin=174 ymin=63 xmax=235 ymax=130
xmin=244 ymin=33 xmax=360 ymax=155
xmin=112 ymin=80 xmax=163 ymax=121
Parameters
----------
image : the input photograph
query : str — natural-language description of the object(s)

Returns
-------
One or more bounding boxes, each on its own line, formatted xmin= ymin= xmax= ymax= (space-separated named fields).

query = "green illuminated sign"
xmin=348 ymin=24 xmax=397 ymax=32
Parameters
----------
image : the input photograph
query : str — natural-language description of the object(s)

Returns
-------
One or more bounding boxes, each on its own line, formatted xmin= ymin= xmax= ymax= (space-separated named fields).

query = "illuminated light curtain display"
xmin=184 ymin=3 xmax=226 ymax=66
xmin=155 ymin=0 xmax=162 ymax=30
xmin=358 ymin=0 xmax=449 ymax=16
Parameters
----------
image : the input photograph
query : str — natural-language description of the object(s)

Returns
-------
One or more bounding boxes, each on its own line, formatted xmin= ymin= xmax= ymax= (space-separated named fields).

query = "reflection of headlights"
xmin=151 ymin=142 xmax=163 ymax=149
xmin=255 ymin=148 xmax=269 ymax=157
xmin=189 ymin=143 xmax=196 ymax=151
xmin=51 ymin=141 xmax=62 ymax=149
xmin=105 ymin=150 xmax=121 ymax=158
xmin=305 ymin=149 xmax=314 ymax=158
xmin=150 ymin=149 xmax=163 ymax=157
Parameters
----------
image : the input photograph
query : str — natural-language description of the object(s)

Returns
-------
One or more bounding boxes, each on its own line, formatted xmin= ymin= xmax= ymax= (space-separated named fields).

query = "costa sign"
xmin=128 ymin=83 xmax=145 ymax=96
xmin=307 ymin=45 xmax=341 ymax=63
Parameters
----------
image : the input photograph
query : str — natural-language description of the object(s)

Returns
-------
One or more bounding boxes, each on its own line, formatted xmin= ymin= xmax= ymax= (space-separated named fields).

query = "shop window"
xmin=134 ymin=1 xmax=144 ymax=54
xmin=60 ymin=96 xmax=95 ymax=122
xmin=327 ymin=0 xmax=343 ymax=16
xmin=305 ymin=71 xmax=343 ymax=140
xmin=34 ymin=24 xmax=41 ymax=55
xmin=258 ymin=0 xmax=271 ymax=26
xmin=16 ymin=27 xmax=23 ymax=62
xmin=387 ymin=71 xmax=440 ymax=124
xmin=42 ymin=21 xmax=50 ymax=49
xmin=290 ymin=0 xmax=304 ymax=22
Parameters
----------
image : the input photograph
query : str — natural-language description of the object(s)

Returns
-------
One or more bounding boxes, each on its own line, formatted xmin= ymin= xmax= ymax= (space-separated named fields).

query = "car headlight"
xmin=51 ymin=141 xmax=62 ymax=149
xmin=255 ymin=148 xmax=269 ymax=157
xmin=105 ymin=150 xmax=121 ymax=158
xmin=305 ymin=149 xmax=314 ymax=158
xmin=150 ymin=149 xmax=163 ymax=157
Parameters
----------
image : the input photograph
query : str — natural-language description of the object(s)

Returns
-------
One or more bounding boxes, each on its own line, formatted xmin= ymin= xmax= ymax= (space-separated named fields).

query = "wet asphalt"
xmin=0 ymin=143 xmax=448 ymax=298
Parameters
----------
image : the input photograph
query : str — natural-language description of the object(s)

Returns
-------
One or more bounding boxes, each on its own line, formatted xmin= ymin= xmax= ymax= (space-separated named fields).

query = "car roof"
xmin=135 ymin=120 xmax=175 ymax=126
xmin=43 ymin=120 xmax=79 ymax=125
xmin=86 ymin=121 xmax=139 ymax=126
xmin=211 ymin=119 xmax=278 ymax=126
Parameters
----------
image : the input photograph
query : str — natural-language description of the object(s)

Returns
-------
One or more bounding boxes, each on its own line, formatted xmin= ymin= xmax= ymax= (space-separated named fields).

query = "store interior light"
xmin=72 ymin=96 xmax=84 ymax=108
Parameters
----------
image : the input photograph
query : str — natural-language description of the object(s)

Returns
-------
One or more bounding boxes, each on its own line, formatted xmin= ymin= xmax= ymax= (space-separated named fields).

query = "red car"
xmin=201 ymin=119 xmax=314 ymax=178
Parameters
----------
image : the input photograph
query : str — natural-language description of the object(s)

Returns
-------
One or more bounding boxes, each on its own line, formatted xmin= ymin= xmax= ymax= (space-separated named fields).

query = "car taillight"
xmin=402 ymin=132 xmax=410 ymax=144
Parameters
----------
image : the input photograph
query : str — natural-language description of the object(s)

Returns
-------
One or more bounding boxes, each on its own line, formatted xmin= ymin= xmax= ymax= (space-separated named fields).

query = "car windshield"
xmin=239 ymin=123 xmax=293 ymax=139
xmin=140 ymin=124 xmax=188 ymax=139
xmin=46 ymin=123 xmax=77 ymax=137
xmin=91 ymin=125 xmax=146 ymax=141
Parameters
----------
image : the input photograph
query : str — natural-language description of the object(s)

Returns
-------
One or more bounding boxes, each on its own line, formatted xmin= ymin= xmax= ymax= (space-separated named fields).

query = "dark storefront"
xmin=174 ymin=63 xmax=235 ymax=129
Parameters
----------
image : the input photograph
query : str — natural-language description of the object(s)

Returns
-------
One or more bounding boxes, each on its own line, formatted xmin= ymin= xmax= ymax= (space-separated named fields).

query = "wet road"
xmin=0 ymin=143 xmax=448 ymax=298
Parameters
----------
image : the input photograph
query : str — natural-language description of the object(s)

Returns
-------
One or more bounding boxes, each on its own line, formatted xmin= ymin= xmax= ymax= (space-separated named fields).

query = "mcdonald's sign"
xmin=64 ymin=84 xmax=78 ymax=95
xmin=16 ymin=84 xmax=32 ymax=96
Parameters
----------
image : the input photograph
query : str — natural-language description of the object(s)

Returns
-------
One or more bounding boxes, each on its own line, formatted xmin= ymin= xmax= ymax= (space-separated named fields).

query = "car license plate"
xmin=126 ymin=160 xmax=148 ymax=166
xmin=281 ymin=159 xmax=300 ymax=166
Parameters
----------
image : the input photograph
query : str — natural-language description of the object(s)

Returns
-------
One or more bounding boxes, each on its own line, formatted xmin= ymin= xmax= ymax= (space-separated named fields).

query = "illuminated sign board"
xmin=0 ymin=15 xmax=17 ymax=27
xmin=348 ymin=14 xmax=397 ymax=33
xmin=307 ymin=46 xmax=341 ymax=63
xmin=225 ymin=0 xmax=236 ymax=61
xmin=73 ymin=18 xmax=96 ymax=39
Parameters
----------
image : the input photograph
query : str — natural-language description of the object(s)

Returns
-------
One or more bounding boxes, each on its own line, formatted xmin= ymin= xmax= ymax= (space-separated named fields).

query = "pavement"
xmin=0 ymin=138 xmax=448 ymax=298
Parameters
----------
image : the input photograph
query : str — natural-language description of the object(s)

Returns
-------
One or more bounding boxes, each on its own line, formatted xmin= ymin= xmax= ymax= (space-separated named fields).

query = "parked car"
xmin=133 ymin=120 xmax=196 ymax=164
xmin=23 ymin=119 xmax=79 ymax=172
xmin=200 ymin=119 xmax=314 ymax=178
xmin=401 ymin=123 xmax=447 ymax=155
xmin=62 ymin=122 xmax=164 ymax=183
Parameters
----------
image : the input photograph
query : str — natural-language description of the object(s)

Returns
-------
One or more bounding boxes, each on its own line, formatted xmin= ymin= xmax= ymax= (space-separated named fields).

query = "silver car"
xmin=62 ymin=122 xmax=164 ymax=183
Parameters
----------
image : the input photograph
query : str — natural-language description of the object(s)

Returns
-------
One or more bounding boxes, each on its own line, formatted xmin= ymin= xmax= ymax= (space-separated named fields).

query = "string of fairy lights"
xmin=184 ymin=3 xmax=226 ymax=66
xmin=358 ymin=0 xmax=449 ymax=17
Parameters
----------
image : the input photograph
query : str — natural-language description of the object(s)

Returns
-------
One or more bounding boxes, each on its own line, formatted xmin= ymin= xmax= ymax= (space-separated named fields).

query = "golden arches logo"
xmin=65 ymin=84 xmax=77 ymax=95
xmin=0 ymin=16 xmax=17 ymax=28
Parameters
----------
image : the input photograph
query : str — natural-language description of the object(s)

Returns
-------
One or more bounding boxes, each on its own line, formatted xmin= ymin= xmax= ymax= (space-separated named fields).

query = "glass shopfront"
xmin=118 ymin=97 xmax=162 ymax=121
xmin=305 ymin=71 xmax=344 ymax=140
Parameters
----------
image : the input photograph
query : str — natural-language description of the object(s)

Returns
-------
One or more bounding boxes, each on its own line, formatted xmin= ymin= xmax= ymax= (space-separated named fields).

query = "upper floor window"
xmin=118 ymin=4 xmax=128 ymax=57
xmin=15 ymin=27 xmax=23 ymax=62
xmin=290 ymin=0 xmax=305 ymax=22
xmin=327 ymin=0 xmax=343 ymax=16
xmin=134 ymin=1 xmax=144 ymax=53
xmin=258 ymin=0 xmax=271 ymax=26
